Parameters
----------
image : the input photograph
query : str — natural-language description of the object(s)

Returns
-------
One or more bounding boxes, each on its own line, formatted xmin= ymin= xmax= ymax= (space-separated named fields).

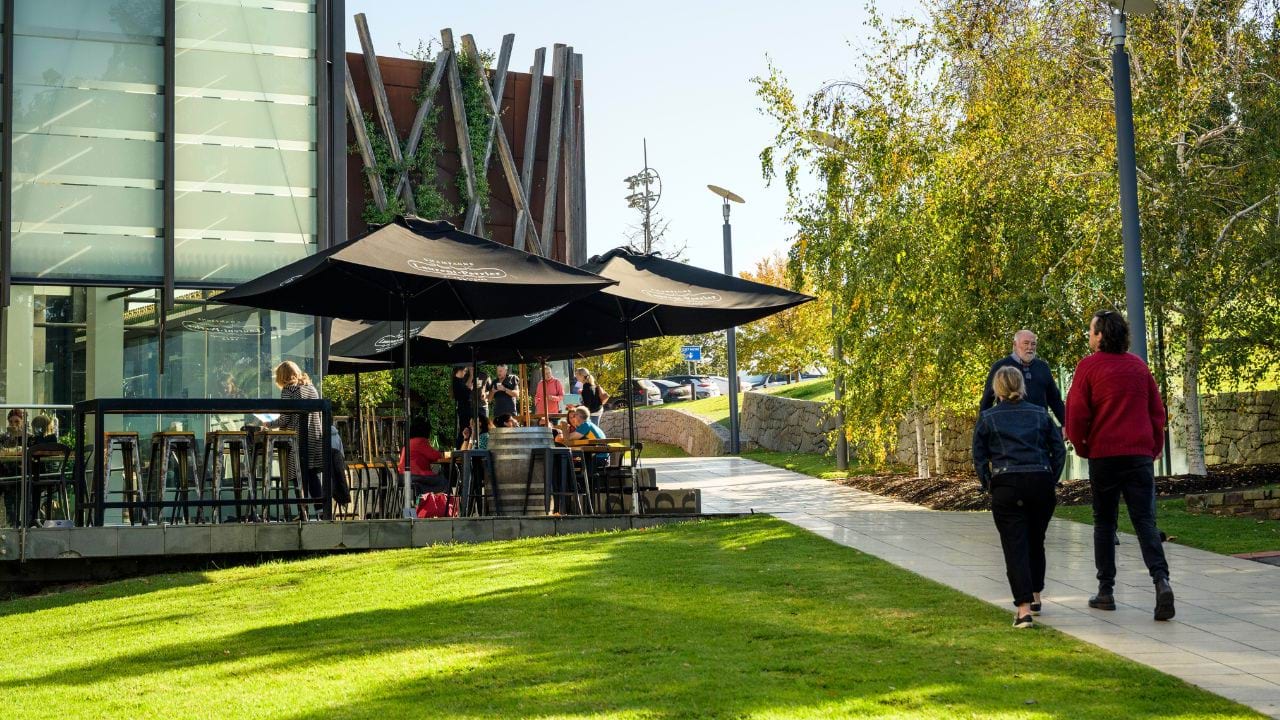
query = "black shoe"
xmin=1154 ymin=578 xmax=1176 ymax=621
xmin=1030 ymin=602 xmax=1042 ymax=616
xmin=1089 ymin=591 xmax=1116 ymax=611
xmin=1014 ymin=614 xmax=1034 ymax=629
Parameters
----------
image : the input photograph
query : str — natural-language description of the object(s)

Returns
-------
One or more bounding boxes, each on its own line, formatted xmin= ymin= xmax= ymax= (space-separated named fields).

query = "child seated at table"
xmin=399 ymin=419 xmax=446 ymax=496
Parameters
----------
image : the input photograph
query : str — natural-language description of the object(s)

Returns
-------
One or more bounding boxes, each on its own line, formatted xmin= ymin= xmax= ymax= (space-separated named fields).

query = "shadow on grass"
xmin=0 ymin=519 xmax=1258 ymax=719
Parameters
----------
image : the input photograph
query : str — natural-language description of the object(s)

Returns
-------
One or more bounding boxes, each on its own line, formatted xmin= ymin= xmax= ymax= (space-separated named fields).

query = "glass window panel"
xmin=175 ymin=1 xmax=319 ymax=285
xmin=176 ymin=1 xmax=314 ymax=55
xmin=176 ymin=97 xmax=314 ymax=144
xmin=173 ymin=237 xmax=311 ymax=285
xmin=175 ymin=49 xmax=314 ymax=101
xmin=11 ymin=86 xmax=161 ymax=139
xmin=175 ymin=144 xmax=314 ymax=194
xmin=12 ymin=36 xmax=163 ymax=91
xmin=12 ymin=233 xmax=162 ymax=282
xmin=16 ymin=0 xmax=163 ymax=40
xmin=12 ymin=0 xmax=165 ymax=283
xmin=14 ymin=134 xmax=163 ymax=187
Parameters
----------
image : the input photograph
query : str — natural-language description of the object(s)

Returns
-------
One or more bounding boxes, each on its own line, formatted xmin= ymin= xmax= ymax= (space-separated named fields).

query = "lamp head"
xmin=708 ymin=184 xmax=743 ymax=222
xmin=1104 ymin=0 xmax=1156 ymax=14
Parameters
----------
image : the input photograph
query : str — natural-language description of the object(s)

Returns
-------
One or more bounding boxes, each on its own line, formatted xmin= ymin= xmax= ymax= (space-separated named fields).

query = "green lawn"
xmin=639 ymin=441 xmax=689 ymax=458
xmin=643 ymin=379 xmax=835 ymax=428
xmin=0 ymin=518 xmax=1258 ymax=718
xmin=1056 ymin=496 xmax=1280 ymax=556
xmin=743 ymin=448 xmax=866 ymax=480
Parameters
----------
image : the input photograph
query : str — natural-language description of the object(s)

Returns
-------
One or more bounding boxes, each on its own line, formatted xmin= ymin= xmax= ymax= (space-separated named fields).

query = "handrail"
xmin=0 ymin=403 xmax=73 ymax=410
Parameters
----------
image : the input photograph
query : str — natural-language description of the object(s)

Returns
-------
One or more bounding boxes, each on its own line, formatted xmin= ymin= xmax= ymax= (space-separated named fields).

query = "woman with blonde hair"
xmin=972 ymin=365 xmax=1066 ymax=629
xmin=271 ymin=360 xmax=326 ymax=519
xmin=578 ymin=369 xmax=608 ymax=425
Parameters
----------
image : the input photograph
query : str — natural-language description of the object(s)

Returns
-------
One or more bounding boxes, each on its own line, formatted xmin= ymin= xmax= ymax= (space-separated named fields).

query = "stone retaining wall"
xmin=740 ymin=391 xmax=837 ymax=454
xmin=894 ymin=412 xmax=976 ymax=471
xmin=601 ymin=408 xmax=727 ymax=457
xmin=1202 ymin=391 xmax=1280 ymax=465
xmin=1186 ymin=488 xmax=1280 ymax=519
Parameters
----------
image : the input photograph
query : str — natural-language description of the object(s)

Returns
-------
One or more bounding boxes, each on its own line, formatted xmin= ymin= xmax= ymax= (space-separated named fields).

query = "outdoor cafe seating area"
xmin=0 ymin=215 xmax=808 ymax=531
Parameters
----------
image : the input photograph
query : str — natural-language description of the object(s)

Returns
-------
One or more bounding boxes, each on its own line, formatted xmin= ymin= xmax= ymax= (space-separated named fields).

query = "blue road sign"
xmin=681 ymin=345 xmax=702 ymax=362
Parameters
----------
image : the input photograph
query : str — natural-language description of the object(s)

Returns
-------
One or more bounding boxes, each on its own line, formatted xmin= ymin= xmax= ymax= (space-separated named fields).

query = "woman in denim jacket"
xmin=973 ymin=365 xmax=1067 ymax=628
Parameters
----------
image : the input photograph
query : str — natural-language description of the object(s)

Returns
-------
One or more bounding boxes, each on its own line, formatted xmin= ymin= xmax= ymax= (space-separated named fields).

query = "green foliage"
xmin=0 ymin=519 xmax=1260 ymax=717
xmin=755 ymin=1 xmax=1280 ymax=471
xmin=736 ymin=253 xmax=829 ymax=376
xmin=455 ymin=49 xmax=494 ymax=214
xmin=356 ymin=42 xmax=499 ymax=227
xmin=321 ymin=371 xmax=396 ymax=416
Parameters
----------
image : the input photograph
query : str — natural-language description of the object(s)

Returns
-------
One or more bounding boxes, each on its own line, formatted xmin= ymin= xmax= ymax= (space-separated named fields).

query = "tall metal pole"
xmin=723 ymin=200 xmax=741 ymax=455
xmin=1111 ymin=10 xmax=1148 ymax=361
xmin=401 ymin=310 xmax=413 ymax=518
xmin=641 ymin=140 xmax=653 ymax=253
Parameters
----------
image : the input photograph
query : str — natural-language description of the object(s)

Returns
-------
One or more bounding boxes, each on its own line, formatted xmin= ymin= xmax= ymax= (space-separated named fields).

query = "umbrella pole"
xmin=624 ymin=335 xmax=641 ymax=516
xmin=355 ymin=372 xmax=365 ymax=463
xmin=402 ymin=310 xmax=414 ymax=519
xmin=541 ymin=359 xmax=549 ymax=425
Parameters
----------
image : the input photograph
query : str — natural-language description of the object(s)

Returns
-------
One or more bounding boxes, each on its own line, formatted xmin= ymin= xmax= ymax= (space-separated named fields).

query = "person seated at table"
xmin=459 ymin=425 xmax=473 ymax=451
xmin=566 ymin=407 xmax=605 ymax=441
xmin=494 ymin=414 xmax=516 ymax=429
xmin=399 ymin=419 xmax=446 ymax=497
xmin=475 ymin=416 xmax=491 ymax=451
xmin=534 ymin=366 xmax=565 ymax=417
xmin=2 ymin=409 xmax=27 ymax=448
xmin=566 ymin=407 xmax=608 ymax=474
xmin=29 ymin=415 xmax=58 ymax=445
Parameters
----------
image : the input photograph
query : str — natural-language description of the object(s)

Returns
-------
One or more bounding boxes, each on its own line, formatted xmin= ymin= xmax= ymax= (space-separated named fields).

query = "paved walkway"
xmin=652 ymin=456 xmax=1280 ymax=718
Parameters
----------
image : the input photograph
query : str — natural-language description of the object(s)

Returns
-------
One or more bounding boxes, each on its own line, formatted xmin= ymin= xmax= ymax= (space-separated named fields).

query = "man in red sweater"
xmin=1065 ymin=310 xmax=1174 ymax=621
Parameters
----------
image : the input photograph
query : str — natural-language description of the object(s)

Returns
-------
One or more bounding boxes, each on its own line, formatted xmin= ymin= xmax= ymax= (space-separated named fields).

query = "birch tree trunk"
xmin=1182 ymin=325 xmax=1209 ymax=476
xmin=914 ymin=412 xmax=930 ymax=479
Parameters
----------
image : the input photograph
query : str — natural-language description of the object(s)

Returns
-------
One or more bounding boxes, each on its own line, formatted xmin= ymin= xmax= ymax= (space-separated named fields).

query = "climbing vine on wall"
xmin=355 ymin=41 xmax=494 ymax=227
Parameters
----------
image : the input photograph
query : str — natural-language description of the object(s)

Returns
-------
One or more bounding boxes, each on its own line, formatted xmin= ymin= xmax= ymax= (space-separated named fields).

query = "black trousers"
xmin=301 ymin=466 xmax=324 ymax=515
xmin=990 ymin=472 xmax=1057 ymax=606
xmin=1089 ymin=455 xmax=1169 ymax=590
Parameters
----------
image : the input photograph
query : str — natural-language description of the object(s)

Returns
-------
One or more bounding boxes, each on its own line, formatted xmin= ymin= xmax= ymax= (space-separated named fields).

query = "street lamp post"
xmin=1106 ymin=0 xmax=1155 ymax=361
xmin=708 ymin=184 xmax=745 ymax=454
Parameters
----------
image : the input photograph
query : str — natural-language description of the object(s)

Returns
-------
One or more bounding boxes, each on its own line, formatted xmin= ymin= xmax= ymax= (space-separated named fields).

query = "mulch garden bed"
xmin=838 ymin=463 xmax=1280 ymax=512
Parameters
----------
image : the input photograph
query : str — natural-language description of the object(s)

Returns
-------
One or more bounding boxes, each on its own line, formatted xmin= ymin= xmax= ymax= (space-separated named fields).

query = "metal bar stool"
xmin=252 ymin=429 xmax=307 ymax=521
xmin=102 ymin=431 xmax=145 ymax=524
xmin=458 ymin=449 xmax=495 ymax=517
xmin=529 ymin=446 xmax=575 ymax=515
xmin=201 ymin=431 xmax=252 ymax=523
xmin=148 ymin=431 xmax=201 ymax=524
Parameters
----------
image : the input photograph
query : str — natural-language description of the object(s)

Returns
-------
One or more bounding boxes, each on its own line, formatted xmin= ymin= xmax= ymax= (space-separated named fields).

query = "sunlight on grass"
xmin=0 ymin=518 xmax=1261 ymax=719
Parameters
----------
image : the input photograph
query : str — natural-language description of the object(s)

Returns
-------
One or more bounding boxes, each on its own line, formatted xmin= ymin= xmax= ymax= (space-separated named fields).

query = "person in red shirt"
xmin=1065 ymin=310 xmax=1174 ymax=621
xmin=534 ymin=365 xmax=565 ymax=417
xmin=399 ymin=419 xmax=446 ymax=497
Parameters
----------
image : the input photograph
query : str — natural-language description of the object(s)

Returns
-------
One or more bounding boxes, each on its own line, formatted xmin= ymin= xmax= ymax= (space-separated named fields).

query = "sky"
xmin=346 ymin=1 xmax=925 ymax=275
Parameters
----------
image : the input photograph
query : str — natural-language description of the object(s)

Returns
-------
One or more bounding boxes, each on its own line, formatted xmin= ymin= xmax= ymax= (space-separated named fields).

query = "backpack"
xmin=415 ymin=492 xmax=459 ymax=519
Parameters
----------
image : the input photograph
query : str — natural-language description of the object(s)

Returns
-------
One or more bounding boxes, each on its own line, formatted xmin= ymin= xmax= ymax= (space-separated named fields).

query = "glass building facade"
xmin=0 ymin=0 xmax=345 ymax=422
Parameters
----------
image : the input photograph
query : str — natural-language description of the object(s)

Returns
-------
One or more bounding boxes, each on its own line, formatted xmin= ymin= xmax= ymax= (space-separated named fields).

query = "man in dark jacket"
xmin=1066 ymin=309 xmax=1173 ymax=622
xmin=980 ymin=329 xmax=1065 ymax=426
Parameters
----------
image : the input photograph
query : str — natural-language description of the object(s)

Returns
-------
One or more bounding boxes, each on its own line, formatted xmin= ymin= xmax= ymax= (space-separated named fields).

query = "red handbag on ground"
xmin=416 ymin=492 xmax=459 ymax=519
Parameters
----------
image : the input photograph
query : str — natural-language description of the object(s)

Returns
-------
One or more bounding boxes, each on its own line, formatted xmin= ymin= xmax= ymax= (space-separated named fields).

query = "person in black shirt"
xmin=980 ymin=329 xmax=1065 ymax=426
xmin=490 ymin=364 xmax=521 ymax=418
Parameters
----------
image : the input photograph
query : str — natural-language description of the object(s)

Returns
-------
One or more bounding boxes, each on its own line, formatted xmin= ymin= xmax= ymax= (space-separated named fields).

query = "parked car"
xmin=709 ymin=376 xmax=732 ymax=395
xmin=605 ymin=378 xmax=664 ymax=410
xmin=663 ymin=375 xmax=722 ymax=399
xmin=652 ymin=378 xmax=693 ymax=403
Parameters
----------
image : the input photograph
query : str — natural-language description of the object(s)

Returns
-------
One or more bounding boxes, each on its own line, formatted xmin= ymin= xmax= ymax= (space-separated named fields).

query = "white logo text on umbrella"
xmin=640 ymin=288 xmax=723 ymax=306
xmin=408 ymin=258 xmax=508 ymax=280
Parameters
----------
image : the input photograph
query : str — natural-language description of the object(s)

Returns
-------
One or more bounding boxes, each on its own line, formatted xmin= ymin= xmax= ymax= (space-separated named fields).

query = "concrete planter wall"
xmin=1202 ymin=391 xmax=1280 ymax=465
xmin=600 ymin=408 xmax=728 ymax=457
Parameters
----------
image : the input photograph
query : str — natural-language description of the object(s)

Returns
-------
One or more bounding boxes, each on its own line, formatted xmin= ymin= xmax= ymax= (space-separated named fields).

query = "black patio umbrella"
xmin=217 ymin=216 xmax=615 ymax=517
xmin=454 ymin=247 xmax=815 ymax=465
